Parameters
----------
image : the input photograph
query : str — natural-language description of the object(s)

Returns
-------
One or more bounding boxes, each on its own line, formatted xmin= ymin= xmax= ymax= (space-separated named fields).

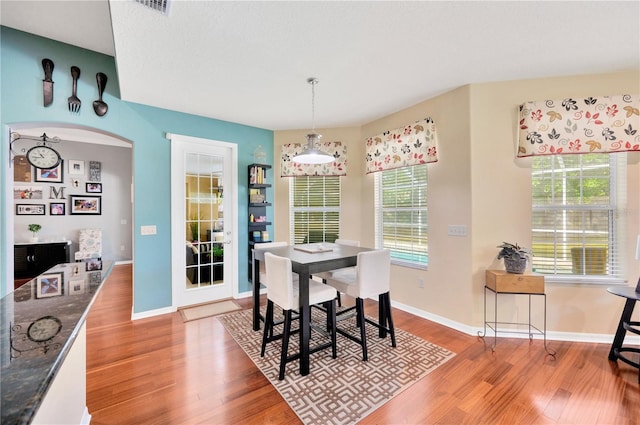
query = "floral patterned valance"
xmin=365 ymin=118 xmax=438 ymax=174
xmin=281 ymin=141 xmax=347 ymax=177
xmin=517 ymin=94 xmax=640 ymax=157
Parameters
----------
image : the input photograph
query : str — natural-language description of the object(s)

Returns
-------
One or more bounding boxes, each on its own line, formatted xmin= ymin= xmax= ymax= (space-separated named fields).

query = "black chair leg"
xmin=278 ymin=310 xmax=293 ymax=380
xmin=384 ymin=292 xmax=397 ymax=347
xmin=328 ymin=299 xmax=337 ymax=358
xmin=260 ymin=300 xmax=274 ymax=357
xmin=356 ymin=298 xmax=368 ymax=361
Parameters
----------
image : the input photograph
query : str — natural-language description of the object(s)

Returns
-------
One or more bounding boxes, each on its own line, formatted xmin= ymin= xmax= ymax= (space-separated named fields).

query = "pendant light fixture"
xmin=292 ymin=77 xmax=334 ymax=164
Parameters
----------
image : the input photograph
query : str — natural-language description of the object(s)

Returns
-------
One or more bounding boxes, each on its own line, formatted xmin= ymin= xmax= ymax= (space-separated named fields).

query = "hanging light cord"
xmin=310 ymin=78 xmax=316 ymax=134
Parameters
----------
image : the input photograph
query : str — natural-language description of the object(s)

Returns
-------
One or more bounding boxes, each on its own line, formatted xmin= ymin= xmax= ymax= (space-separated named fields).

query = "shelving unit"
xmin=248 ymin=163 xmax=272 ymax=280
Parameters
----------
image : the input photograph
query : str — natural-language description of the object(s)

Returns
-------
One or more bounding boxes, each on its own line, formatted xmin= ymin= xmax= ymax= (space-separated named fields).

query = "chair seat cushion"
xmin=324 ymin=270 xmax=358 ymax=297
xmin=314 ymin=266 xmax=356 ymax=281
xmin=294 ymin=280 xmax=338 ymax=306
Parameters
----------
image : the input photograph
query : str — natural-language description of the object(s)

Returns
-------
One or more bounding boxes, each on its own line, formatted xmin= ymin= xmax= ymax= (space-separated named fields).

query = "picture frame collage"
xmin=14 ymin=156 xmax=102 ymax=216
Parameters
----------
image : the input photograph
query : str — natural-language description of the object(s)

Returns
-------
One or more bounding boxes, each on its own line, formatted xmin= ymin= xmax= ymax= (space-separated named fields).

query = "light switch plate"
xmin=448 ymin=225 xmax=467 ymax=236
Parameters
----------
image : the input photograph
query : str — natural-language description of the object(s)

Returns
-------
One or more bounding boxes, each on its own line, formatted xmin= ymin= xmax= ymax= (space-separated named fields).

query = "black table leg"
xmin=608 ymin=298 xmax=636 ymax=360
xmin=252 ymin=257 xmax=261 ymax=331
xmin=298 ymin=268 xmax=311 ymax=376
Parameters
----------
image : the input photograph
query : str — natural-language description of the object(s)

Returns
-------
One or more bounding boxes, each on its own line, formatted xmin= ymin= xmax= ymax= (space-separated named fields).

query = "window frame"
xmin=289 ymin=176 xmax=341 ymax=245
xmin=531 ymin=153 xmax=627 ymax=284
xmin=374 ymin=164 xmax=428 ymax=270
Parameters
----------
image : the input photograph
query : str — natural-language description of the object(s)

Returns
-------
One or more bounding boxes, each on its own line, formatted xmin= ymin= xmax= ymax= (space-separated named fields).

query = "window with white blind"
xmin=289 ymin=176 xmax=341 ymax=244
xmin=531 ymin=153 xmax=626 ymax=282
xmin=375 ymin=164 xmax=428 ymax=268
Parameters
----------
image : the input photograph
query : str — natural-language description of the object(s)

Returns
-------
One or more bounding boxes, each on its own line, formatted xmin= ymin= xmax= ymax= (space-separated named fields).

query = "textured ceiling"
xmin=2 ymin=0 xmax=639 ymax=132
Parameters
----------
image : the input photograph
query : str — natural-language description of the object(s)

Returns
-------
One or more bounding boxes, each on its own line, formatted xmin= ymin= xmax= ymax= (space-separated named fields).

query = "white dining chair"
xmin=260 ymin=252 xmax=338 ymax=380
xmin=314 ymin=239 xmax=360 ymax=306
xmin=253 ymin=241 xmax=297 ymax=286
xmin=323 ymin=249 xmax=396 ymax=361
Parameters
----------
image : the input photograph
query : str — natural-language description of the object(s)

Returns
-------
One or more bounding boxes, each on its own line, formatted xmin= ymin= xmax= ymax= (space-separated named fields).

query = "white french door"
xmin=170 ymin=134 xmax=237 ymax=308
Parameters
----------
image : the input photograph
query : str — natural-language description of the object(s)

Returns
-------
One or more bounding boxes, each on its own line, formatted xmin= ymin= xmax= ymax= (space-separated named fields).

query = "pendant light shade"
xmin=292 ymin=78 xmax=334 ymax=164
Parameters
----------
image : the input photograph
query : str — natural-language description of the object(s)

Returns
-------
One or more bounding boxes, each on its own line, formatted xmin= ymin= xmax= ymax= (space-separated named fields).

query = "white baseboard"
xmin=131 ymin=305 xmax=175 ymax=320
xmin=390 ymin=299 xmax=640 ymax=345
xmin=115 ymin=259 xmax=133 ymax=265
xmin=81 ymin=407 xmax=91 ymax=425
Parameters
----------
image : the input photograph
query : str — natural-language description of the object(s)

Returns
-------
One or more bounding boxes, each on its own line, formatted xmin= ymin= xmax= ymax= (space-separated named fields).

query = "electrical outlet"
xmin=418 ymin=278 xmax=425 ymax=288
xmin=140 ymin=225 xmax=157 ymax=235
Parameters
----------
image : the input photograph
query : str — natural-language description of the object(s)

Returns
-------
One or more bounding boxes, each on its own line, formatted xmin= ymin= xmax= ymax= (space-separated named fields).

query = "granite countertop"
xmin=1 ymin=260 xmax=113 ymax=425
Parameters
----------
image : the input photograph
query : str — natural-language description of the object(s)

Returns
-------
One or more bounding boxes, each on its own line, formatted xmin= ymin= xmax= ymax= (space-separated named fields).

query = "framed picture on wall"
xmin=68 ymin=160 xmax=85 ymax=176
xmin=49 ymin=202 xmax=65 ymax=215
xmin=89 ymin=161 xmax=101 ymax=182
xmin=13 ymin=186 xmax=43 ymax=200
xmin=69 ymin=195 xmax=101 ymax=215
xmin=16 ymin=204 xmax=45 ymax=215
xmin=36 ymin=272 xmax=64 ymax=298
xmin=34 ymin=162 xmax=63 ymax=183
xmin=13 ymin=155 xmax=32 ymax=182
xmin=86 ymin=182 xmax=102 ymax=193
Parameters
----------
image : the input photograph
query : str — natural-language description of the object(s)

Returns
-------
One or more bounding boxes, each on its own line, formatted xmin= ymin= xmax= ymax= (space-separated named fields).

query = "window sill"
xmin=391 ymin=259 xmax=427 ymax=271
xmin=542 ymin=275 xmax=628 ymax=285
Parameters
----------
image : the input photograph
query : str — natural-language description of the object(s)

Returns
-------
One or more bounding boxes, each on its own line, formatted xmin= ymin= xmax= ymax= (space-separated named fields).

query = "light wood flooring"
xmin=86 ymin=264 xmax=639 ymax=424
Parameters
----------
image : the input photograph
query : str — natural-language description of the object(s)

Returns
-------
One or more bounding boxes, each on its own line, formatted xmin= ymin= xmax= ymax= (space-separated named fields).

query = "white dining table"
xmin=252 ymin=243 xmax=374 ymax=376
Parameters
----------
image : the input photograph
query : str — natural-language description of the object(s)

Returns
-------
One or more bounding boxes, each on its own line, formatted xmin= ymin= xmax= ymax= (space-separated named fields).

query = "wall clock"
xmin=26 ymin=145 xmax=62 ymax=169
xmin=27 ymin=316 xmax=62 ymax=343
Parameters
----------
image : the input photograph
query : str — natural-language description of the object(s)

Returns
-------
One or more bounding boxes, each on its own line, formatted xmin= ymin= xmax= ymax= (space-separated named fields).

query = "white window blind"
xmin=375 ymin=164 xmax=428 ymax=268
xmin=531 ymin=153 xmax=626 ymax=282
xmin=289 ymin=176 xmax=341 ymax=244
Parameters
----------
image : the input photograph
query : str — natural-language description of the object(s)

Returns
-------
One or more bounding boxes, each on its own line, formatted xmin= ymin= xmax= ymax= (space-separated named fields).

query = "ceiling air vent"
xmin=134 ymin=0 xmax=172 ymax=16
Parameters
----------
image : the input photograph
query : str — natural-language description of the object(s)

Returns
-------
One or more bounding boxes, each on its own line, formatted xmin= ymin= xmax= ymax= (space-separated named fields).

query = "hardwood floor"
xmin=86 ymin=264 xmax=639 ymax=424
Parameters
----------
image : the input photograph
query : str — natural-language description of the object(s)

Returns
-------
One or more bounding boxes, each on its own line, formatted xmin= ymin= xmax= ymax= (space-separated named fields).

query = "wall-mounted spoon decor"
xmin=42 ymin=58 xmax=54 ymax=107
xmin=93 ymin=72 xmax=108 ymax=116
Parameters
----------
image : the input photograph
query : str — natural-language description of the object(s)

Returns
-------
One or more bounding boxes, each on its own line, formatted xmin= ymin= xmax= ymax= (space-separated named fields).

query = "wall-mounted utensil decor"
xmin=42 ymin=58 xmax=54 ymax=107
xmin=68 ymin=66 xmax=81 ymax=114
xmin=93 ymin=72 xmax=108 ymax=116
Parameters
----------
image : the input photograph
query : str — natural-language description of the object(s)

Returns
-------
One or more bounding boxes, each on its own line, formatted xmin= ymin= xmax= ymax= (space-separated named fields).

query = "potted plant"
xmin=211 ymin=244 xmax=224 ymax=262
xmin=497 ymin=242 xmax=532 ymax=274
xmin=188 ymin=216 xmax=199 ymax=242
xmin=28 ymin=223 xmax=42 ymax=243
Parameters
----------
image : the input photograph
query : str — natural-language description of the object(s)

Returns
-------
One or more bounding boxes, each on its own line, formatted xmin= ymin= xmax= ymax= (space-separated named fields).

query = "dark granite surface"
xmin=1 ymin=261 xmax=113 ymax=425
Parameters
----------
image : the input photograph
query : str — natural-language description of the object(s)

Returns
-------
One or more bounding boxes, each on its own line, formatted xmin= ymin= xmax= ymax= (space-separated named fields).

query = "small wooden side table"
xmin=607 ymin=279 xmax=640 ymax=383
xmin=479 ymin=270 xmax=556 ymax=356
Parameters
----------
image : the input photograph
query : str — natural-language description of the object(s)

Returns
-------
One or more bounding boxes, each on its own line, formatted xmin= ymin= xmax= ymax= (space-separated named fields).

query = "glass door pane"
xmin=185 ymin=152 xmax=224 ymax=289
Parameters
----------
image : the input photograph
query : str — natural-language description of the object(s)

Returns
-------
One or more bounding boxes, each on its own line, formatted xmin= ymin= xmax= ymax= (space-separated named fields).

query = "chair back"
xmin=254 ymin=242 xmax=289 ymax=279
xmin=264 ymin=252 xmax=296 ymax=310
xmin=75 ymin=228 xmax=103 ymax=260
xmin=335 ymin=239 xmax=360 ymax=247
xmin=356 ymin=249 xmax=391 ymax=299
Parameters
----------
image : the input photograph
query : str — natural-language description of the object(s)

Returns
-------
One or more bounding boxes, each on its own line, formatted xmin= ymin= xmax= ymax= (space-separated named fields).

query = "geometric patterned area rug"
xmin=218 ymin=308 xmax=455 ymax=425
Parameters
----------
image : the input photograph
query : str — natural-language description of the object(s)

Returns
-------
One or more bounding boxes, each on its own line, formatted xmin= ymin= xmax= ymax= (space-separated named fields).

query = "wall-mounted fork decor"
xmin=68 ymin=66 xmax=81 ymax=114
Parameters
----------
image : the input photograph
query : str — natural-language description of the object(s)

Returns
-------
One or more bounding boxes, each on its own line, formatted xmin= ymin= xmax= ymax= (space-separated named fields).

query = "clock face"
xmin=26 ymin=145 xmax=61 ymax=169
xmin=27 ymin=316 xmax=62 ymax=342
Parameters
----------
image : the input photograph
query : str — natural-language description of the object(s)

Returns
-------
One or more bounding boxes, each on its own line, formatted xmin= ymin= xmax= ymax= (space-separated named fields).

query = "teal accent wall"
xmin=1 ymin=27 xmax=273 ymax=312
